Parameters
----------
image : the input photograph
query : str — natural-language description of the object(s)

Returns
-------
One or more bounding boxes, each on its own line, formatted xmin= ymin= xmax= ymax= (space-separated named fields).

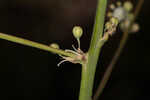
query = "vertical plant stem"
xmin=79 ymin=0 xmax=107 ymax=100
xmin=93 ymin=0 xmax=144 ymax=100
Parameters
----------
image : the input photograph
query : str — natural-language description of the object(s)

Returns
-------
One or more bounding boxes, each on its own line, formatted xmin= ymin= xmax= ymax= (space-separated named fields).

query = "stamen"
xmin=72 ymin=45 xmax=78 ymax=52
xmin=65 ymin=49 xmax=80 ymax=55
xmin=57 ymin=60 xmax=68 ymax=67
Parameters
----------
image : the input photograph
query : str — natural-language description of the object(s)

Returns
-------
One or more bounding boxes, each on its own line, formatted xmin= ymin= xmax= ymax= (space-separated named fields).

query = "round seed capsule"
xmin=72 ymin=26 xmax=83 ymax=39
xmin=123 ymin=1 xmax=133 ymax=12
xmin=49 ymin=43 xmax=59 ymax=49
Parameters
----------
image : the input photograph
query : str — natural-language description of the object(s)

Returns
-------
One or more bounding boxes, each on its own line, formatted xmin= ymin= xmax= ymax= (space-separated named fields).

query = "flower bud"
xmin=49 ymin=43 xmax=59 ymax=49
xmin=110 ymin=17 xmax=119 ymax=26
xmin=123 ymin=1 xmax=133 ymax=12
xmin=112 ymin=7 xmax=126 ymax=21
xmin=116 ymin=1 xmax=121 ymax=7
xmin=72 ymin=26 xmax=83 ymax=39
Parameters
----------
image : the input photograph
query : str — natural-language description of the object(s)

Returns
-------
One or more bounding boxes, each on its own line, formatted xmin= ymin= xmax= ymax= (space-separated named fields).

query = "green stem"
xmin=0 ymin=32 xmax=75 ymax=57
xmin=79 ymin=0 xmax=107 ymax=100
xmin=77 ymin=38 xmax=81 ymax=49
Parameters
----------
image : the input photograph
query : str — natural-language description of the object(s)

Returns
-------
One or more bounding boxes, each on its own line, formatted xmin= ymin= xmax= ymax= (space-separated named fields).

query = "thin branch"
xmin=0 ymin=32 xmax=75 ymax=58
xmin=93 ymin=0 xmax=144 ymax=100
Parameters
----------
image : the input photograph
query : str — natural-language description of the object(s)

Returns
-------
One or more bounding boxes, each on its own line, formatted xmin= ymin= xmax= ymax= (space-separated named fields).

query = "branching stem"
xmin=93 ymin=0 xmax=144 ymax=100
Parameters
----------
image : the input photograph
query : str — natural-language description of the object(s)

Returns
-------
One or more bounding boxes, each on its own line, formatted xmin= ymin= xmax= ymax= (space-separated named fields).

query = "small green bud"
xmin=105 ymin=22 xmax=112 ymax=30
xmin=123 ymin=1 xmax=133 ymax=12
xmin=49 ymin=43 xmax=59 ymax=49
xmin=72 ymin=26 xmax=83 ymax=39
xmin=110 ymin=17 xmax=119 ymax=26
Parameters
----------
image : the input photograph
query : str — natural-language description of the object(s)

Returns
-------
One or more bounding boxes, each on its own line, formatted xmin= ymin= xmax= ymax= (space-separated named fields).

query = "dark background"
xmin=0 ymin=0 xmax=149 ymax=100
